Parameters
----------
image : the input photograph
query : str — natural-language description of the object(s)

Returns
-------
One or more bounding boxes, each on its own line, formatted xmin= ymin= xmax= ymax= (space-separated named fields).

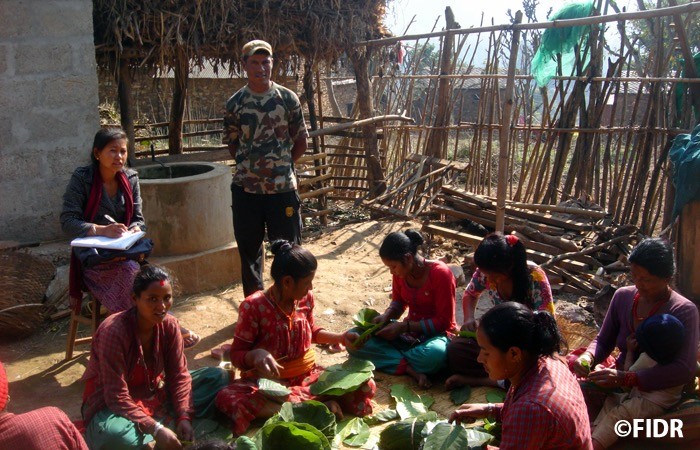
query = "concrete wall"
xmin=0 ymin=0 xmax=99 ymax=242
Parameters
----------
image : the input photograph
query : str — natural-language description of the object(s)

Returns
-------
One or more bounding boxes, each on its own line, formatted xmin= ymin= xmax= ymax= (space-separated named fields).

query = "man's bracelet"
xmin=153 ymin=422 xmax=164 ymax=437
xmin=486 ymin=403 xmax=495 ymax=416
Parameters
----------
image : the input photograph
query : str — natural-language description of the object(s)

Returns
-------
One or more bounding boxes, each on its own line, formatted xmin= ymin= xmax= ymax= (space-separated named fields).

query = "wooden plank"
xmin=423 ymin=221 xmax=587 ymax=272
xmin=440 ymin=197 xmax=566 ymax=235
xmin=298 ymin=173 xmax=333 ymax=187
xmin=297 ymin=164 xmax=331 ymax=173
xmin=297 ymin=152 xmax=327 ymax=163
xmin=441 ymin=186 xmax=592 ymax=231
xmin=368 ymin=203 xmax=411 ymax=218
xmin=299 ymin=186 xmax=334 ymax=199
xmin=406 ymin=154 xmax=470 ymax=171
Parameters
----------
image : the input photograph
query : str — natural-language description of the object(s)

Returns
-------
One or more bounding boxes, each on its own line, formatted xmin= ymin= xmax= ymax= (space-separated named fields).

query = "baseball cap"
xmin=242 ymin=40 xmax=273 ymax=58
xmin=0 ymin=360 xmax=8 ymax=411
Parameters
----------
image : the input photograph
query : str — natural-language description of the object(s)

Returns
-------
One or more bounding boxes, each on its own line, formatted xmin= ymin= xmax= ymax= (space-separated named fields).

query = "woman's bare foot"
xmin=445 ymin=374 xmax=470 ymax=390
xmin=324 ymin=400 xmax=344 ymax=420
xmin=406 ymin=366 xmax=432 ymax=389
xmin=445 ymin=374 xmax=498 ymax=389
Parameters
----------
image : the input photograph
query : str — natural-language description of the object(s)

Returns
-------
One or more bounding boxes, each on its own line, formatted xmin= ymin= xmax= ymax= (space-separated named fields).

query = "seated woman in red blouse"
xmin=82 ymin=265 xmax=227 ymax=450
xmin=450 ymin=302 xmax=592 ymax=450
xmin=348 ymin=229 xmax=457 ymax=389
xmin=215 ymin=240 xmax=376 ymax=436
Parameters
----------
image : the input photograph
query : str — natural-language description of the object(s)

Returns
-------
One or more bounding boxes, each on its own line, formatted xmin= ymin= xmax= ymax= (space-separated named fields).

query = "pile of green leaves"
xmin=309 ymin=357 xmax=375 ymax=396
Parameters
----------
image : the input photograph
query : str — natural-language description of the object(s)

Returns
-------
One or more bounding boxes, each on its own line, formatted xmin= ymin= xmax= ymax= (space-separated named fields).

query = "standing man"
xmin=224 ymin=40 xmax=309 ymax=296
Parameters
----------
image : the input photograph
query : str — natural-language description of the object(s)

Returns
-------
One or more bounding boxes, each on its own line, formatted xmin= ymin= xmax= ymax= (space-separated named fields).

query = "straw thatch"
xmin=93 ymin=0 xmax=391 ymax=72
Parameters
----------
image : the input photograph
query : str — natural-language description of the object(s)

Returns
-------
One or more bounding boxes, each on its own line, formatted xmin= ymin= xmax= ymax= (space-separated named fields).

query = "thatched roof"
xmin=93 ymin=0 xmax=391 ymax=72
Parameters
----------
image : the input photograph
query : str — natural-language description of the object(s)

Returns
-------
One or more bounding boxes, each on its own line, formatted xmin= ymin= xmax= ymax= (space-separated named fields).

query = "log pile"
xmin=424 ymin=185 xmax=643 ymax=296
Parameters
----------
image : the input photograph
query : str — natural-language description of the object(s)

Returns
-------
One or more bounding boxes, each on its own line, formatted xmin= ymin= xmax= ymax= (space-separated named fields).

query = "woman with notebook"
xmin=60 ymin=127 xmax=200 ymax=348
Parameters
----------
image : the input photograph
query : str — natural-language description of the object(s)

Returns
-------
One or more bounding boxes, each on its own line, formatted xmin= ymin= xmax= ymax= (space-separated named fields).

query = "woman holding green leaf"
xmin=449 ymin=302 xmax=592 ymax=449
xmin=445 ymin=233 xmax=554 ymax=390
xmin=348 ymin=229 xmax=457 ymax=389
xmin=215 ymin=240 xmax=376 ymax=435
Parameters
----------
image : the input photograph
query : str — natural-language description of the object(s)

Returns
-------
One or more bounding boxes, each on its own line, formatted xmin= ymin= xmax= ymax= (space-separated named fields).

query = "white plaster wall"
xmin=0 ymin=0 xmax=99 ymax=242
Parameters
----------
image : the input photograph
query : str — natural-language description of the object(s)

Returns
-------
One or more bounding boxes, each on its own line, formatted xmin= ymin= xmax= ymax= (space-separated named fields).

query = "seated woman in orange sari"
xmin=215 ymin=240 xmax=376 ymax=435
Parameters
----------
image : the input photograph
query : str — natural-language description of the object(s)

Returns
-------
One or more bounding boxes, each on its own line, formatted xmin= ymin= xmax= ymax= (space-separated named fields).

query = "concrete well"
xmin=138 ymin=162 xmax=239 ymax=295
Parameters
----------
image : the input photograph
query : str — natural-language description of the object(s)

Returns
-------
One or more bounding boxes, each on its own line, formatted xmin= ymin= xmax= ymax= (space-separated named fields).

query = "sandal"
xmin=181 ymin=330 xmax=201 ymax=349
xmin=210 ymin=344 xmax=231 ymax=360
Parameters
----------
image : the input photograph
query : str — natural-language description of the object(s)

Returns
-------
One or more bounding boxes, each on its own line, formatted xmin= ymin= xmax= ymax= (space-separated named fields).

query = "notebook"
xmin=70 ymin=231 xmax=146 ymax=251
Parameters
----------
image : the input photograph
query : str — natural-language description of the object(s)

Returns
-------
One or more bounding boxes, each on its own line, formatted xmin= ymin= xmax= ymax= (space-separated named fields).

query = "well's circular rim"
xmin=137 ymin=162 xmax=230 ymax=184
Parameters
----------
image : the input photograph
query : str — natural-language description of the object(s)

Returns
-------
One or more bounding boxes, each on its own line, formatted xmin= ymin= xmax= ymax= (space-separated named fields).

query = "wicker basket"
xmin=0 ymin=252 xmax=55 ymax=338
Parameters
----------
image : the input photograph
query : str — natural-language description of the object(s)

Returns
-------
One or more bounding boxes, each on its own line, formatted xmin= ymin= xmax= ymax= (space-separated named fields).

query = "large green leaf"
xmin=377 ymin=413 xmax=440 ymax=450
xmin=258 ymin=378 xmax=291 ymax=397
xmin=353 ymin=308 xmax=381 ymax=329
xmin=275 ymin=401 xmax=337 ymax=442
xmin=485 ymin=390 xmax=506 ymax=404
xmin=253 ymin=421 xmax=331 ymax=450
xmin=363 ymin=408 xmax=399 ymax=425
xmin=234 ymin=436 xmax=258 ymax=450
xmin=422 ymin=423 xmax=469 ymax=450
xmin=390 ymin=384 xmax=427 ymax=419
xmin=449 ymin=386 xmax=472 ymax=405
xmin=336 ymin=417 xmax=371 ymax=447
xmin=420 ymin=394 xmax=435 ymax=410
xmin=309 ymin=359 xmax=374 ymax=396
xmin=464 ymin=428 xmax=495 ymax=449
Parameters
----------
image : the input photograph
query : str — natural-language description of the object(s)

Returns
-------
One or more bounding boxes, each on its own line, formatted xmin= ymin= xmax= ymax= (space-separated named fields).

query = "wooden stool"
xmin=64 ymin=293 xmax=100 ymax=360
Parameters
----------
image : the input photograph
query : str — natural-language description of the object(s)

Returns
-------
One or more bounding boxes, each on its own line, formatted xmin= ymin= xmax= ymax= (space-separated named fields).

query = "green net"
xmin=531 ymin=1 xmax=596 ymax=87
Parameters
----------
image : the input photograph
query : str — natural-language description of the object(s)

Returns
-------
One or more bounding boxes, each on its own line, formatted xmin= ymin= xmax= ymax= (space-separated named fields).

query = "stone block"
xmin=0 ymin=151 xmax=46 ymax=182
xmin=42 ymin=76 xmax=99 ymax=109
xmin=15 ymin=43 xmax=72 ymax=75
xmin=0 ymin=0 xmax=30 ymax=39
xmin=20 ymin=110 xmax=78 ymax=143
xmin=73 ymin=41 xmax=98 ymax=75
xmin=33 ymin=2 xmax=94 ymax=38
xmin=0 ymin=78 xmax=38 ymax=110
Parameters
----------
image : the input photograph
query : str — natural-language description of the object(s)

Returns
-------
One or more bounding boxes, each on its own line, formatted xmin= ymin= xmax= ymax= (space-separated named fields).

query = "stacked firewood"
xmin=423 ymin=185 xmax=642 ymax=296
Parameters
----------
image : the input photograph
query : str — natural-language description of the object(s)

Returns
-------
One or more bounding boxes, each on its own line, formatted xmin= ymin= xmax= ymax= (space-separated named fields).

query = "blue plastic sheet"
xmin=669 ymin=123 xmax=700 ymax=218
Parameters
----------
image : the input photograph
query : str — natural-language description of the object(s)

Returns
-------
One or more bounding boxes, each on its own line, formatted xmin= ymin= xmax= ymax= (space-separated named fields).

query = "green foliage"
xmin=309 ymin=358 xmax=374 ymax=396
xmin=233 ymin=436 xmax=257 ymax=450
xmin=353 ymin=308 xmax=381 ymax=328
xmin=455 ymin=330 xmax=476 ymax=339
xmin=422 ymin=423 xmax=470 ymax=450
xmin=363 ymin=408 xmax=399 ymax=425
xmin=265 ymin=401 xmax=337 ymax=442
xmin=485 ymin=390 xmax=506 ymax=404
xmin=253 ymin=421 xmax=331 ymax=450
xmin=378 ymin=412 xmax=440 ymax=450
xmin=257 ymin=378 xmax=291 ymax=397
xmin=336 ymin=417 xmax=371 ymax=447
xmin=449 ymin=386 xmax=472 ymax=405
xmin=390 ymin=384 xmax=429 ymax=419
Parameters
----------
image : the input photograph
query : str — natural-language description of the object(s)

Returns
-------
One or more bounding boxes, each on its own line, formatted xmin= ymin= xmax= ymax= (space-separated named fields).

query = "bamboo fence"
xmin=321 ymin=1 xmax=700 ymax=234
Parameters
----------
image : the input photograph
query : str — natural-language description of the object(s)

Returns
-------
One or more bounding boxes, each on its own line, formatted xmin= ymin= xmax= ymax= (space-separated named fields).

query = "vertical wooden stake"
xmin=495 ymin=11 xmax=523 ymax=232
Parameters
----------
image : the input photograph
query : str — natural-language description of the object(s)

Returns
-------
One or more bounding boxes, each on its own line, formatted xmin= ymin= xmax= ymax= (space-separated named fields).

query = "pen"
xmin=104 ymin=214 xmax=118 ymax=224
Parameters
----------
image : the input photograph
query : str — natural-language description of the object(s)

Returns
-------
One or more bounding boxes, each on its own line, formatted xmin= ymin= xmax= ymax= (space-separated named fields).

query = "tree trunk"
xmin=168 ymin=49 xmax=188 ymax=155
xmin=117 ymin=58 xmax=135 ymax=162
xmin=348 ymin=47 xmax=385 ymax=196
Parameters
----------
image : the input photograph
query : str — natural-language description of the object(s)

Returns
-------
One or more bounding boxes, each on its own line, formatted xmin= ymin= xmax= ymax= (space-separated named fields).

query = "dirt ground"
xmin=0 ymin=219 xmax=457 ymax=421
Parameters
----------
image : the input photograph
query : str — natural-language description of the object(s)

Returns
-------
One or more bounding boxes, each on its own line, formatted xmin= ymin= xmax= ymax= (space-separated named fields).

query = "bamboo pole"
xmin=495 ymin=11 xmax=523 ymax=232
xmin=358 ymin=2 xmax=700 ymax=46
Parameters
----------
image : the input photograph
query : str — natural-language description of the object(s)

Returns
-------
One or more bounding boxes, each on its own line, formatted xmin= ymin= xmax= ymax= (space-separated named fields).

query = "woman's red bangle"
xmin=176 ymin=415 xmax=190 ymax=425
xmin=622 ymin=371 xmax=639 ymax=387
